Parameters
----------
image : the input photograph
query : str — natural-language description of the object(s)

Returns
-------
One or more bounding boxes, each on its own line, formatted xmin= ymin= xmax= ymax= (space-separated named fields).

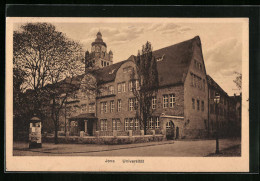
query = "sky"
xmin=14 ymin=18 xmax=245 ymax=96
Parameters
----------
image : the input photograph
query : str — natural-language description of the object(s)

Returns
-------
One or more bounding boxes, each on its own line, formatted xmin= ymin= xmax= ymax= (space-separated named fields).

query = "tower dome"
xmin=92 ymin=31 xmax=107 ymax=47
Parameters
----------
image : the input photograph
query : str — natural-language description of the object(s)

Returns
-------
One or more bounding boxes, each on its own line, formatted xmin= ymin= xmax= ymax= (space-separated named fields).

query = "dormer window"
xmin=156 ymin=54 xmax=165 ymax=62
xmin=109 ymin=69 xmax=115 ymax=74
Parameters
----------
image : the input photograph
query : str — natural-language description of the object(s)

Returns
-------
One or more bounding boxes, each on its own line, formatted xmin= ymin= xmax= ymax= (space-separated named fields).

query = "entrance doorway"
xmin=166 ymin=121 xmax=175 ymax=140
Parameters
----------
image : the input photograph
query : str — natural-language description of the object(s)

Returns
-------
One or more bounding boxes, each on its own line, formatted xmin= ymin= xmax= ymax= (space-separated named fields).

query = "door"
xmin=87 ymin=120 xmax=93 ymax=136
xmin=166 ymin=121 xmax=175 ymax=140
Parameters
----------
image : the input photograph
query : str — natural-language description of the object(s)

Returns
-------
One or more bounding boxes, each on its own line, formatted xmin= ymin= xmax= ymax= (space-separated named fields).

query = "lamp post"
xmin=214 ymin=92 xmax=220 ymax=154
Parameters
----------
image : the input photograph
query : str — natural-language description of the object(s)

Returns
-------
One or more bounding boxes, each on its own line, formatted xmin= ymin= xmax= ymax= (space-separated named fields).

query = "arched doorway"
xmin=166 ymin=121 xmax=175 ymax=140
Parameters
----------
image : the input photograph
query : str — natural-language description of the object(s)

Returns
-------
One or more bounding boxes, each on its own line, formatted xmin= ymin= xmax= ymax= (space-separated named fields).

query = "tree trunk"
xmin=54 ymin=125 xmax=58 ymax=144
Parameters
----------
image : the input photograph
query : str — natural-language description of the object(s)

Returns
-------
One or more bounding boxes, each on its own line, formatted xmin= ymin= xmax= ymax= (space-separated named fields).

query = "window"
xmin=129 ymin=118 xmax=134 ymax=130
xmin=112 ymin=119 xmax=120 ymax=131
xmin=134 ymin=98 xmax=138 ymax=110
xmin=109 ymin=85 xmax=115 ymax=94
xmin=134 ymin=118 xmax=139 ymax=130
xmin=149 ymin=117 xmax=153 ymax=129
xmin=155 ymin=117 xmax=160 ymax=129
xmin=163 ymin=95 xmax=168 ymax=108
xmin=129 ymin=98 xmax=134 ymax=111
xmin=100 ymin=119 xmax=107 ymax=131
xmin=201 ymin=101 xmax=204 ymax=112
xmin=166 ymin=121 xmax=171 ymax=129
xmin=110 ymin=100 xmax=114 ymax=112
xmin=152 ymin=96 xmax=156 ymax=109
xmin=197 ymin=100 xmax=200 ymax=111
xmin=112 ymin=119 xmax=116 ymax=130
xmin=129 ymin=81 xmax=133 ymax=91
xmin=203 ymin=79 xmax=205 ymax=91
xmin=117 ymin=99 xmax=121 ymax=112
xmin=135 ymin=80 xmax=140 ymax=90
xmin=192 ymin=98 xmax=195 ymax=109
xmin=169 ymin=94 xmax=176 ymax=108
xmin=117 ymin=83 xmax=122 ymax=93
xmin=122 ymin=82 xmax=126 ymax=92
xmin=125 ymin=118 xmax=129 ymax=131
xmin=101 ymin=102 xmax=107 ymax=114
xmin=89 ymin=104 xmax=95 ymax=113
xmin=117 ymin=119 xmax=121 ymax=130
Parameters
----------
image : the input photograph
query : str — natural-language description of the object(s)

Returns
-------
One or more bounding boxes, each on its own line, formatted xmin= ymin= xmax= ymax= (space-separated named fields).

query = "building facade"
xmin=57 ymin=32 xmax=240 ymax=139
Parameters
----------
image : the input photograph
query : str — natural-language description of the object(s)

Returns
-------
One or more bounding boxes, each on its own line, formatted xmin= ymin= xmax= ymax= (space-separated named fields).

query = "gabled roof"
xmin=88 ymin=36 xmax=200 ymax=86
xmin=207 ymin=74 xmax=228 ymax=96
xmin=87 ymin=59 xmax=130 ymax=84
xmin=153 ymin=36 xmax=199 ymax=86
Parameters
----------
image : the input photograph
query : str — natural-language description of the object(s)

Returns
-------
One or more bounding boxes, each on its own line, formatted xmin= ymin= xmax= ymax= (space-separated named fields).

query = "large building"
xmin=57 ymin=32 xmax=240 ymax=139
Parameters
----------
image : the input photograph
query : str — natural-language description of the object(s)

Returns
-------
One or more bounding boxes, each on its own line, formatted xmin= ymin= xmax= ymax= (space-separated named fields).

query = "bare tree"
xmin=233 ymin=71 xmax=242 ymax=91
xmin=131 ymin=41 xmax=159 ymax=135
xmin=13 ymin=23 xmax=84 ymax=143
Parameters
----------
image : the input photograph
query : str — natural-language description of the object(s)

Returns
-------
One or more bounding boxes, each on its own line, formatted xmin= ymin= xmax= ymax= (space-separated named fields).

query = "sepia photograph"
xmin=6 ymin=17 xmax=249 ymax=172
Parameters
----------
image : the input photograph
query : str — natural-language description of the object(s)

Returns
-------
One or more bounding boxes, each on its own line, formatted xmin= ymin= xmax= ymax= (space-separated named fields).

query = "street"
xmin=13 ymin=138 xmax=241 ymax=157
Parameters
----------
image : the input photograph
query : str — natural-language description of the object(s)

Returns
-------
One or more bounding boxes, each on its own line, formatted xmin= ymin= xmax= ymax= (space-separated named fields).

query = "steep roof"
xmin=153 ymin=36 xmax=199 ymax=86
xmin=89 ymin=36 xmax=199 ymax=86
xmin=87 ymin=59 xmax=130 ymax=84
xmin=207 ymin=74 xmax=228 ymax=96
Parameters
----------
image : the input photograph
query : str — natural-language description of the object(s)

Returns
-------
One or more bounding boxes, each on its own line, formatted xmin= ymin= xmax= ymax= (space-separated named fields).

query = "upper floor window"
xmin=89 ymin=104 xmax=95 ymax=113
xmin=117 ymin=99 xmax=121 ymax=112
xmin=152 ymin=96 xmax=157 ymax=109
xmin=101 ymin=102 xmax=107 ymax=114
xmin=163 ymin=95 xmax=168 ymax=108
xmin=109 ymin=85 xmax=115 ymax=94
xmin=110 ymin=100 xmax=114 ymax=113
xmin=122 ymin=82 xmax=126 ymax=92
xmin=123 ymin=66 xmax=133 ymax=73
xmin=169 ymin=94 xmax=176 ymax=108
xmin=129 ymin=98 xmax=134 ymax=111
xmin=192 ymin=98 xmax=195 ymax=109
xmin=117 ymin=83 xmax=122 ymax=93
xmin=197 ymin=100 xmax=200 ymax=111
xmin=129 ymin=81 xmax=133 ymax=92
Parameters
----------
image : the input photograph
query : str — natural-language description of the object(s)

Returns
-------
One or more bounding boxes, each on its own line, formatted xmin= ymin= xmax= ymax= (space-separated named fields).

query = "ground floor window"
xmin=134 ymin=118 xmax=139 ymax=130
xmin=149 ymin=117 xmax=153 ymax=129
xmin=125 ymin=118 xmax=139 ymax=130
xmin=100 ymin=119 xmax=107 ymax=131
xmin=155 ymin=117 xmax=160 ymax=129
xmin=112 ymin=119 xmax=121 ymax=131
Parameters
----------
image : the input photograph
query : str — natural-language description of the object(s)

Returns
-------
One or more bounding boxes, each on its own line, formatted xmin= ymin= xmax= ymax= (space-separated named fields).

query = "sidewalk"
xmin=13 ymin=138 xmax=241 ymax=156
xmin=13 ymin=140 xmax=175 ymax=155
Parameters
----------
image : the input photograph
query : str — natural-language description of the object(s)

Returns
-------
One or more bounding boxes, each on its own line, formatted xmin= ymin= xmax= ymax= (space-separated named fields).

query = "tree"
xmin=13 ymin=23 xmax=84 ymax=144
xmin=131 ymin=41 xmax=159 ymax=135
xmin=233 ymin=71 xmax=242 ymax=91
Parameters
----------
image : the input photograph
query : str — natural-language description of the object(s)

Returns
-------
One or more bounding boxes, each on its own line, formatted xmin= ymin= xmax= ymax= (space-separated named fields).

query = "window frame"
xmin=169 ymin=94 xmax=176 ymax=108
xmin=117 ymin=99 xmax=121 ymax=112
xmin=163 ymin=95 xmax=168 ymax=108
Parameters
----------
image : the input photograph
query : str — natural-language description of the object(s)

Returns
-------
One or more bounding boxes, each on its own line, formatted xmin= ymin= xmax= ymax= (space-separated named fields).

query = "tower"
xmin=85 ymin=31 xmax=113 ymax=71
